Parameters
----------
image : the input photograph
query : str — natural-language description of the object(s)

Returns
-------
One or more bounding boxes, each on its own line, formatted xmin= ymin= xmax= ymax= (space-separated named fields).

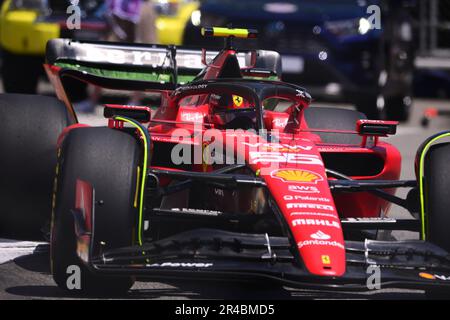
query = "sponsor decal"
xmin=249 ymin=152 xmax=323 ymax=165
xmin=291 ymin=212 xmax=337 ymax=219
xmin=316 ymin=146 xmax=370 ymax=152
xmin=321 ymin=255 xmax=331 ymax=265
xmin=310 ymin=230 xmax=331 ymax=240
xmin=153 ymin=135 xmax=194 ymax=144
xmin=82 ymin=48 xmax=216 ymax=68
xmin=287 ymin=203 xmax=334 ymax=211
xmin=148 ymin=262 xmax=213 ymax=268
xmin=296 ymin=89 xmax=310 ymax=99
xmin=242 ymin=142 xmax=313 ymax=151
xmin=292 ymin=219 xmax=340 ymax=229
xmin=174 ymin=84 xmax=208 ymax=95
xmin=232 ymin=95 xmax=244 ymax=107
xmin=181 ymin=112 xmax=204 ymax=122
xmin=171 ymin=208 xmax=221 ymax=216
xmin=419 ymin=272 xmax=450 ymax=281
xmin=288 ymin=185 xmax=320 ymax=193
xmin=284 ymin=195 xmax=331 ymax=202
xmin=273 ymin=118 xmax=288 ymax=128
xmin=262 ymin=147 xmax=303 ymax=153
xmin=272 ymin=169 xmax=323 ymax=184
xmin=359 ymin=119 xmax=387 ymax=124
xmin=243 ymin=142 xmax=313 ymax=153
xmin=342 ymin=217 xmax=396 ymax=223
xmin=180 ymin=84 xmax=209 ymax=91
xmin=298 ymin=240 xmax=345 ymax=250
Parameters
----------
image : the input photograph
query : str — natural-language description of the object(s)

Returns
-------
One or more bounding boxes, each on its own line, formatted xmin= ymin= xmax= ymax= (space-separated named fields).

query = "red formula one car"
xmin=1 ymin=27 xmax=450 ymax=297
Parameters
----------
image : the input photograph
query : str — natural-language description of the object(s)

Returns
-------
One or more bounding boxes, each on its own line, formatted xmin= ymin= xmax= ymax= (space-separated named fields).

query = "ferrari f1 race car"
xmin=1 ymin=27 xmax=450 ymax=297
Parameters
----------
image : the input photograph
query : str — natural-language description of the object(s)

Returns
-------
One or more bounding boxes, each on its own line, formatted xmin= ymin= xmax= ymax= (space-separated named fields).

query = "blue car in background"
xmin=183 ymin=0 xmax=416 ymax=120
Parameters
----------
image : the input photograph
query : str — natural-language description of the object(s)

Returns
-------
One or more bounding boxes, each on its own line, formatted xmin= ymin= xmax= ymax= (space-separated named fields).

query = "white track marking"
xmin=0 ymin=239 xmax=47 ymax=265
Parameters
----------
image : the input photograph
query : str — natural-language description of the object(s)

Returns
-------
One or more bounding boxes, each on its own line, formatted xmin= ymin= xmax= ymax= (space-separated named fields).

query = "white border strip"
xmin=0 ymin=239 xmax=47 ymax=264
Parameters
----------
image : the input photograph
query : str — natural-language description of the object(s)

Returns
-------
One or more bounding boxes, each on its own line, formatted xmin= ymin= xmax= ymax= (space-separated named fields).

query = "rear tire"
xmin=2 ymin=51 xmax=42 ymax=94
xmin=51 ymin=127 xmax=141 ymax=296
xmin=384 ymin=95 xmax=411 ymax=122
xmin=354 ymin=95 xmax=380 ymax=121
xmin=0 ymin=94 xmax=74 ymax=239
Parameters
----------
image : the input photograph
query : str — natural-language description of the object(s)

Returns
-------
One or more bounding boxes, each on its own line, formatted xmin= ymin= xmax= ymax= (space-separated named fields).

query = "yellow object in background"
xmin=0 ymin=0 xmax=59 ymax=55
xmin=155 ymin=0 xmax=199 ymax=45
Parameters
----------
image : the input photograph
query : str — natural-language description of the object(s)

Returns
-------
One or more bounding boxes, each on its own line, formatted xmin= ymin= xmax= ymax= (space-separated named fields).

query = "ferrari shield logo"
xmin=232 ymin=95 xmax=243 ymax=107
xmin=321 ymin=255 xmax=331 ymax=265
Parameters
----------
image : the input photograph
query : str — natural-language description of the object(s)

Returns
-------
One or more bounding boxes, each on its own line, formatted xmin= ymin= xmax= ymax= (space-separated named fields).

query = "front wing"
xmin=71 ymin=178 xmax=450 ymax=292
xmin=75 ymin=221 xmax=450 ymax=291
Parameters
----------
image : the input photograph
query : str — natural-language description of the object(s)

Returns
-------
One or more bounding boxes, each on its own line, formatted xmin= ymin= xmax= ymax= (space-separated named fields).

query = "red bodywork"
xmin=46 ymin=47 xmax=401 ymax=278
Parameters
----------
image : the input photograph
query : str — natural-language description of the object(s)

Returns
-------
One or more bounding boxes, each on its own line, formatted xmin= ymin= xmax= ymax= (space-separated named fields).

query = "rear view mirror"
xmin=104 ymin=104 xmax=152 ymax=123
xmin=356 ymin=119 xmax=398 ymax=136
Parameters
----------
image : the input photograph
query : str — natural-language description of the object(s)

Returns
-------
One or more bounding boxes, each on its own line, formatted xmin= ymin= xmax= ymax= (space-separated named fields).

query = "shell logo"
xmin=271 ymin=169 xmax=323 ymax=184
xmin=419 ymin=272 xmax=436 ymax=280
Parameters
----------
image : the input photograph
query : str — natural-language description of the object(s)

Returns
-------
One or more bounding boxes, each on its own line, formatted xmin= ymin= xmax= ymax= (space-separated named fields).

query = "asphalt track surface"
xmin=1 ymin=84 xmax=450 ymax=299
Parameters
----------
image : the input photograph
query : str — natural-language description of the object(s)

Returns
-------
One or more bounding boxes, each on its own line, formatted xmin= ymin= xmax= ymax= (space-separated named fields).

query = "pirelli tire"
xmin=0 ymin=94 xmax=75 ymax=239
xmin=423 ymin=142 xmax=450 ymax=252
xmin=423 ymin=142 xmax=450 ymax=299
xmin=51 ymin=127 xmax=142 ymax=296
xmin=384 ymin=95 xmax=411 ymax=122
xmin=1 ymin=51 xmax=42 ymax=94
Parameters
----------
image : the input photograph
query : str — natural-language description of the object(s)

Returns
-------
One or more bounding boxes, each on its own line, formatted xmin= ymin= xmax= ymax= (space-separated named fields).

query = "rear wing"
xmin=46 ymin=39 xmax=282 ymax=86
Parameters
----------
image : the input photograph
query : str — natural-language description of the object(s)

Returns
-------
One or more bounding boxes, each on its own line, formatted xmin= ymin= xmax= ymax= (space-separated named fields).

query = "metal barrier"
xmin=418 ymin=0 xmax=450 ymax=57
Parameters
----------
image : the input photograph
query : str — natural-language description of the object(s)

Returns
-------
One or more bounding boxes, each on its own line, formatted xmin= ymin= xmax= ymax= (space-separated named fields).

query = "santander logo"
xmin=310 ymin=230 xmax=331 ymax=240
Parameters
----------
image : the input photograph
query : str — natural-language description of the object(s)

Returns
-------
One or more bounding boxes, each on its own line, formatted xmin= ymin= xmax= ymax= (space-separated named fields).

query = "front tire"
xmin=422 ymin=143 xmax=450 ymax=299
xmin=423 ymin=142 xmax=450 ymax=252
xmin=51 ymin=127 xmax=141 ymax=296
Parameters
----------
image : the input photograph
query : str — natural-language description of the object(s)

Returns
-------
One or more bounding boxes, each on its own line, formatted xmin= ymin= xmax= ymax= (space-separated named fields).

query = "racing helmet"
xmin=209 ymin=93 xmax=256 ymax=129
